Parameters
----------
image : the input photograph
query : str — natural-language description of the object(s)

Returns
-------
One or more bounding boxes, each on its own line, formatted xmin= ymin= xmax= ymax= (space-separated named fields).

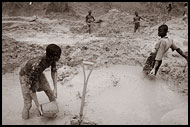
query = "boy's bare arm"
xmin=51 ymin=63 xmax=57 ymax=98
xmin=149 ymin=60 xmax=160 ymax=75
xmin=85 ymin=16 xmax=88 ymax=23
xmin=51 ymin=71 xmax=57 ymax=97
xmin=140 ymin=16 xmax=144 ymax=20
xmin=176 ymin=48 xmax=188 ymax=61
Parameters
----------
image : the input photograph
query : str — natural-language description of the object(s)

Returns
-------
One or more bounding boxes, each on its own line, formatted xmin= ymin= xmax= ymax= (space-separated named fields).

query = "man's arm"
xmin=140 ymin=16 xmax=144 ymax=20
xmin=183 ymin=11 xmax=186 ymax=16
xmin=85 ymin=16 xmax=88 ymax=23
xmin=149 ymin=60 xmax=162 ymax=76
xmin=176 ymin=48 xmax=188 ymax=61
xmin=51 ymin=62 xmax=57 ymax=98
xmin=171 ymin=41 xmax=188 ymax=61
xmin=92 ymin=16 xmax=95 ymax=22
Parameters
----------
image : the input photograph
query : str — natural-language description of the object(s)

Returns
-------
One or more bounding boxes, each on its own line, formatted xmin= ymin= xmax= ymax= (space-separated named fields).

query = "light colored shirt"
xmin=154 ymin=37 xmax=178 ymax=60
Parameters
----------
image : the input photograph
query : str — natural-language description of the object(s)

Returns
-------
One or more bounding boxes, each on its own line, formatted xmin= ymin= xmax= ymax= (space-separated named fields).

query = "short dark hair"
xmin=158 ymin=24 xmax=168 ymax=33
xmin=46 ymin=44 xmax=62 ymax=58
xmin=135 ymin=11 xmax=138 ymax=15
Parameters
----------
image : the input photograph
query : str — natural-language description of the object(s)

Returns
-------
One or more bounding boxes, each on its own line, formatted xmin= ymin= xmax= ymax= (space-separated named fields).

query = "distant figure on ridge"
xmin=133 ymin=11 xmax=144 ymax=33
xmin=86 ymin=10 xmax=95 ymax=34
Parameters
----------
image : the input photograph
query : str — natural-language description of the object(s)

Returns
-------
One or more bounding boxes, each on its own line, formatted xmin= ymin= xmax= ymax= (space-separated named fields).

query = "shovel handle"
xmin=82 ymin=61 xmax=94 ymax=66
xmin=79 ymin=62 xmax=94 ymax=122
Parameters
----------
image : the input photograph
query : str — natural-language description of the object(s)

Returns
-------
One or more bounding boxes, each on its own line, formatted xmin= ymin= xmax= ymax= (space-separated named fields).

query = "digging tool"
xmin=78 ymin=61 xmax=94 ymax=124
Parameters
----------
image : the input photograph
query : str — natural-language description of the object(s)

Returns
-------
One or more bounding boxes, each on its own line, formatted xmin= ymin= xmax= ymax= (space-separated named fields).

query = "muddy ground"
xmin=2 ymin=7 xmax=188 ymax=125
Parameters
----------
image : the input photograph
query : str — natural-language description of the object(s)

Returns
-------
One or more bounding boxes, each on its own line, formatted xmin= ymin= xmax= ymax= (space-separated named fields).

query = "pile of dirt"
xmin=2 ymin=20 xmax=52 ymax=34
xmin=2 ymin=35 xmax=74 ymax=75
xmin=58 ymin=39 xmax=146 ymax=69
xmin=2 ymin=2 xmax=78 ymax=19
xmin=3 ymin=2 xmax=186 ymax=19
xmin=2 ymin=35 xmax=45 ymax=74
xmin=69 ymin=22 xmax=89 ymax=34
xmin=159 ymin=56 xmax=188 ymax=95
xmin=141 ymin=2 xmax=186 ymax=17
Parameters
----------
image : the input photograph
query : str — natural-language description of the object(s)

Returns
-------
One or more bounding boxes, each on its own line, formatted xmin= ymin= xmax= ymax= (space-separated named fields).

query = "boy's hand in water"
xmin=53 ymin=89 xmax=57 ymax=98
xmin=149 ymin=68 xmax=156 ymax=77
xmin=37 ymin=106 xmax=43 ymax=116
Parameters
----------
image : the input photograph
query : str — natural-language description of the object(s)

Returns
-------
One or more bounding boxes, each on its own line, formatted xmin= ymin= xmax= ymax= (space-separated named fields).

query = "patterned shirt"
xmin=19 ymin=54 xmax=57 ymax=92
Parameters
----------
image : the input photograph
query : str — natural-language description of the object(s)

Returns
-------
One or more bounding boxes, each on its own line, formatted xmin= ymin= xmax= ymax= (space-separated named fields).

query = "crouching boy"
xmin=19 ymin=44 xmax=61 ymax=119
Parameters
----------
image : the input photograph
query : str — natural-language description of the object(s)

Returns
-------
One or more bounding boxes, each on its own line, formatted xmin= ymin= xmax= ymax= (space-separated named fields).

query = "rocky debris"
xmin=158 ymin=56 xmax=188 ymax=96
xmin=2 ymin=35 xmax=45 ymax=74
xmin=57 ymin=65 xmax=79 ymax=85
xmin=2 ymin=20 xmax=53 ymax=34
xmin=57 ymin=39 xmax=147 ymax=70
xmin=70 ymin=115 xmax=97 ymax=125
xmin=69 ymin=23 xmax=89 ymax=34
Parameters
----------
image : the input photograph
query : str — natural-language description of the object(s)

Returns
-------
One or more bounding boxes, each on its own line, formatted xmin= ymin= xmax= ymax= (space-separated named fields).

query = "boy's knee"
xmin=24 ymin=103 xmax=32 ymax=110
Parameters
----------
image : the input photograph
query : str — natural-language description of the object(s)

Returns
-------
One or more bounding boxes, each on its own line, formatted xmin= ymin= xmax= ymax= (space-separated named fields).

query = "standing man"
xmin=86 ymin=10 xmax=95 ymax=34
xmin=133 ymin=11 xmax=144 ymax=33
xmin=182 ymin=3 xmax=188 ymax=23
xmin=166 ymin=3 xmax=173 ymax=15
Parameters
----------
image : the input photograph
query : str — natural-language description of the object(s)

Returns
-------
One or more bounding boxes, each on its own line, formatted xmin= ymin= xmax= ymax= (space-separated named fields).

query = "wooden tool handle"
xmin=82 ymin=61 xmax=94 ymax=65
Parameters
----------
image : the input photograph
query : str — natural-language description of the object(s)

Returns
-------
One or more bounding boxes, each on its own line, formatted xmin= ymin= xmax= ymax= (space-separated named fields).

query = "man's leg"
xmin=134 ymin=24 xmax=137 ymax=33
xmin=38 ymin=73 xmax=56 ymax=102
xmin=88 ymin=24 xmax=91 ymax=34
xmin=138 ymin=24 xmax=140 ymax=32
xmin=19 ymin=75 xmax=32 ymax=119
xmin=134 ymin=23 xmax=139 ymax=33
